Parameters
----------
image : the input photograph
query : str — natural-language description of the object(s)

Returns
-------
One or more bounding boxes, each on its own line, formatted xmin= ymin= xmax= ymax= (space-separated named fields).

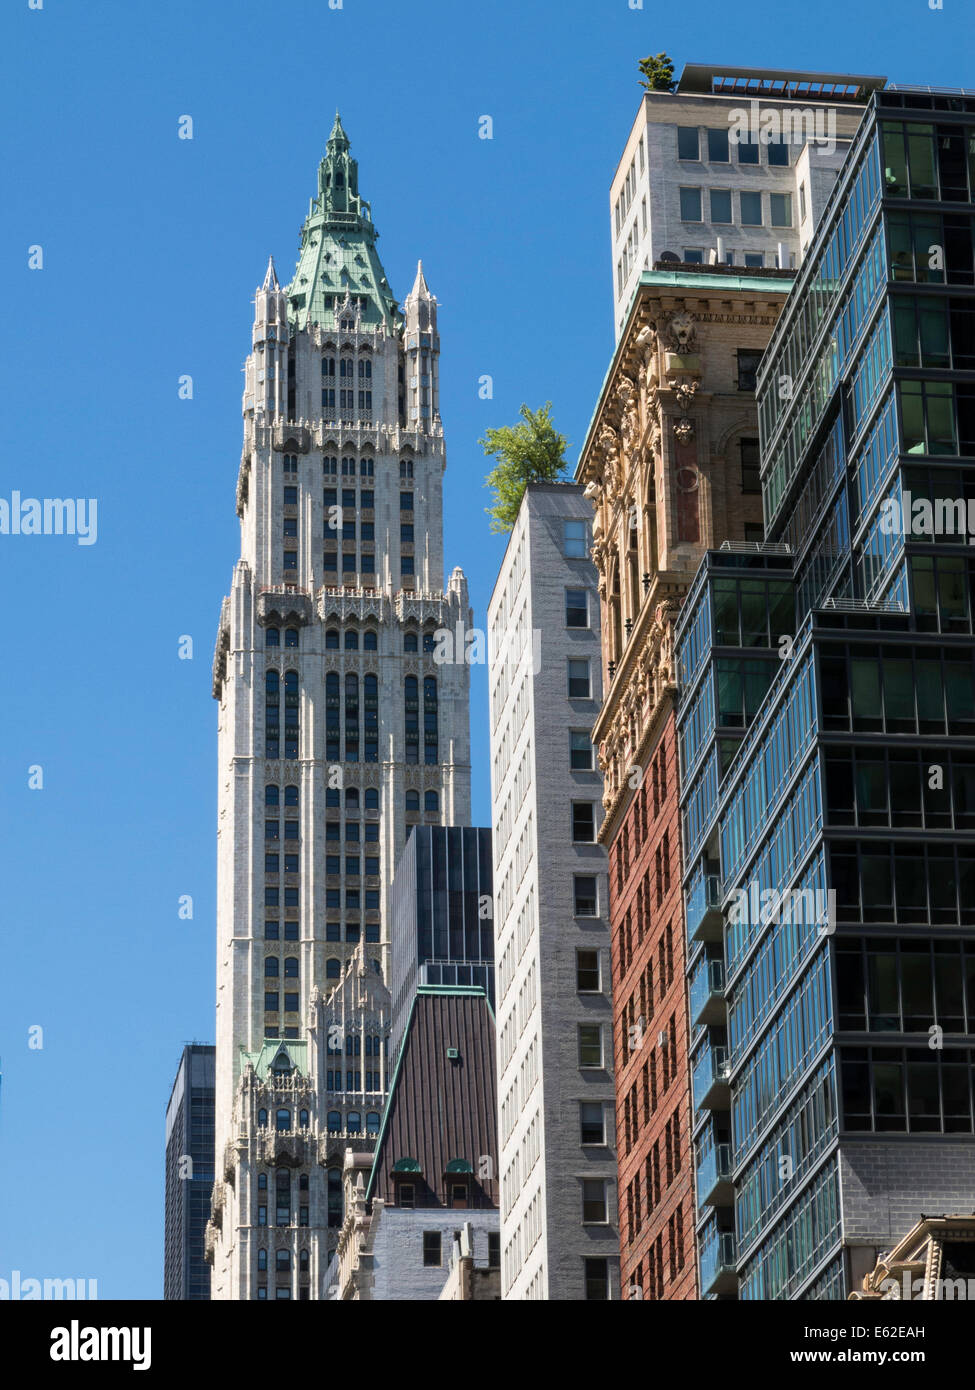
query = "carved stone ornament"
xmin=665 ymin=311 xmax=697 ymax=353
xmin=670 ymin=378 xmax=699 ymax=413
xmin=674 ymin=418 xmax=695 ymax=445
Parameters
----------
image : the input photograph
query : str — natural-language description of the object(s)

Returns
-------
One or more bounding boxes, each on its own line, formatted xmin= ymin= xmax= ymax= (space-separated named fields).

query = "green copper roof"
xmin=240 ymin=1038 xmax=309 ymax=1080
xmin=287 ymin=114 xmax=401 ymax=333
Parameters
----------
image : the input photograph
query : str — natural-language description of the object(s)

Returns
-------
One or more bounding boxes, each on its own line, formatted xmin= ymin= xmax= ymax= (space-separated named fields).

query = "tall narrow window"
xmin=423 ymin=676 xmax=438 ymax=765
xmin=364 ymin=674 xmax=379 ymax=762
xmin=265 ymin=670 xmax=280 ymax=759
xmin=284 ymin=671 xmax=299 ymax=758
xmin=405 ymin=676 xmax=419 ymax=763
xmin=344 ymin=674 xmax=359 ymax=762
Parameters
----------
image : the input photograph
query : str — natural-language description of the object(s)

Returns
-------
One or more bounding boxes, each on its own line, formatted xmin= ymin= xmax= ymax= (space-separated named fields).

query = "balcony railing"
xmin=686 ymin=874 xmax=723 ymax=945
xmin=692 ymin=1042 xmax=731 ymax=1112
xmin=696 ymin=1140 xmax=733 ymax=1211
xmin=689 ymin=958 xmax=726 ymax=1029
xmin=700 ymin=1231 xmax=737 ymax=1296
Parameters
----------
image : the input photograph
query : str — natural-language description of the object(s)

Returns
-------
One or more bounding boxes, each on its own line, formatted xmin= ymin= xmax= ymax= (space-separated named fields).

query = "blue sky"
xmin=0 ymin=0 xmax=969 ymax=1299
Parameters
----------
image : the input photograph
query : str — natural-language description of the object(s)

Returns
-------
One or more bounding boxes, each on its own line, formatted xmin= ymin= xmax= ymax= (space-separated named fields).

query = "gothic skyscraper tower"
xmin=207 ymin=117 xmax=472 ymax=1299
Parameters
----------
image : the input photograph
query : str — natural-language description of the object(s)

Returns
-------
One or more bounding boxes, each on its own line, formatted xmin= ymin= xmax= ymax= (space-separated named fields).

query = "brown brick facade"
xmin=609 ymin=711 xmax=696 ymax=1299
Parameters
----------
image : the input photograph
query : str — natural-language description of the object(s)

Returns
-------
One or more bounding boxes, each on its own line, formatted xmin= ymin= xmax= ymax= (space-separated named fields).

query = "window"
xmin=579 ymin=1026 xmax=604 ymax=1068
xmin=568 ymin=659 xmax=591 ymax=698
xmin=677 ymin=127 xmax=699 ymax=161
xmin=406 ymin=789 xmax=420 ymax=811
xmin=737 ymin=350 xmax=762 ymax=392
xmin=574 ymin=876 xmax=598 ymax=916
xmin=577 ymin=949 xmax=600 ymax=992
xmin=265 ymin=992 xmax=279 ymax=1013
xmin=740 ymin=438 xmax=761 ymax=494
xmin=736 ymin=138 xmax=759 ymax=165
xmin=572 ymin=802 xmax=595 ymax=842
xmin=710 ymin=189 xmax=732 ymax=224
xmin=566 ymin=588 xmax=589 ymax=627
xmin=275 ymin=1109 xmax=290 ymax=1132
xmin=401 ymin=556 xmax=415 ymax=576
xmin=707 ymin=128 xmax=729 ymax=162
xmin=423 ymin=1231 xmax=442 ymax=1267
xmin=744 ymin=252 xmax=764 ymax=268
xmin=682 ymin=249 xmax=704 ymax=263
xmin=283 ymin=551 xmax=297 ymax=570
xmin=400 ymin=491 xmax=414 ymax=511
xmin=266 ymin=627 xmax=280 ymax=647
xmin=581 ymin=1102 xmax=605 ymax=1145
xmin=564 ymin=519 xmax=588 ymax=558
xmin=424 ymin=790 xmax=439 ymax=812
xmin=326 ymin=958 xmax=341 ymax=979
xmin=570 ymin=731 xmax=594 ymax=770
xmin=770 ymin=192 xmax=792 ymax=228
xmin=582 ymin=1179 xmax=608 ymax=1223
xmin=740 ymin=191 xmax=763 ymax=226
xmin=584 ymin=1258 xmax=610 ymax=1301
xmin=679 ymin=187 xmax=702 ymax=221
xmin=265 ymin=957 xmax=279 ymax=977
xmin=768 ymin=139 xmax=789 ymax=167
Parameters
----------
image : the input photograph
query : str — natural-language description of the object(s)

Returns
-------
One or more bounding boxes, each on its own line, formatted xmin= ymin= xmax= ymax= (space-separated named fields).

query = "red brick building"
xmin=577 ymin=269 xmax=791 ymax=1298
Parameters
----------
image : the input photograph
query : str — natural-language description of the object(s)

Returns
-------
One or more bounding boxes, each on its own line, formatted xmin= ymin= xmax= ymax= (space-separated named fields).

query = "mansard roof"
xmin=366 ymin=987 xmax=498 ymax=1206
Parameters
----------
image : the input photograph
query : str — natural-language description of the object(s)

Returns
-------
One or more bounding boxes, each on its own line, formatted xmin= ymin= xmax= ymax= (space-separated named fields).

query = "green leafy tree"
xmin=638 ymin=53 xmax=675 ymax=92
xmin=481 ymin=402 xmax=569 ymax=533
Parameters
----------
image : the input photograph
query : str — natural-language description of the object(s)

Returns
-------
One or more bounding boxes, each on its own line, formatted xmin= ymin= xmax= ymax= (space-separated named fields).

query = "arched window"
xmin=325 ymin=628 xmax=339 ymax=649
xmin=284 ymin=628 xmax=299 ymax=648
xmin=265 ymin=671 xmax=280 ymax=759
xmin=422 ymin=631 xmax=436 ymax=654
xmin=366 ymin=1112 xmax=381 ymax=1135
xmin=276 ymin=1250 xmax=291 ymax=1273
xmin=327 ymin=1110 xmax=341 ymax=1133
xmin=321 ymin=356 xmax=335 ymax=377
xmin=258 ymin=1172 xmax=268 ymax=1190
xmin=258 ymin=1109 xmax=268 ymax=1127
xmin=275 ymin=1109 xmax=291 ymax=1132
xmin=344 ymin=630 xmax=359 ymax=650
xmin=345 ymin=674 xmax=359 ymax=762
xmin=347 ymin=1112 xmax=362 ymax=1135
xmin=326 ymin=958 xmax=341 ymax=979
xmin=406 ymin=790 xmax=420 ymax=811
xmin=358 ymin=359 xmax=372 ymax=380
xmin=404 ymin=631 xmax=418 ymax=653
xmin=265 ymin=785 xmax=279 ymax=806
xmin=266 ymin=627 xmax=280 ymax=647
xmin=423 ymin=677 xmax=438 ymax=765
xmin=284 ymin=957 xmax=299 ymax=977
xmin=363 ymin=629 xmax=377 ymax=651
xmin=425 ymin=790 xmax=439 ymax=813
xmin=345 ymin=787 xmax=359 ymax=808
xmin=284 ymin=671 xmax=299 ymax=759
xmin=258 ymin=1249 xmax=267 ymax=1271
xmin=265 ymin=957 xmax=280 ymax=977
xmin=299 ymin=1108 xmax=309 ymax=1127
xmin=364 ymin=787 xmax=379 ymax=809
xmin=405 ymin=676 xmax=419 ymax=764
xmin=326 ymin=672 xmax=340 ymax=760
xmin=363 ymin=674 xmax=378 ymax=763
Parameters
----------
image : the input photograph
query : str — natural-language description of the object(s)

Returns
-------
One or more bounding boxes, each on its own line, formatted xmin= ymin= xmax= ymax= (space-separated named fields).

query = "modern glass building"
xmin=676 ymin=86 xmax=975 ymax=1299
xmin=164 ymin=1044 xmax=216 ymax=1300
xmin=389 ymin=825 xmax=494 ymax=1049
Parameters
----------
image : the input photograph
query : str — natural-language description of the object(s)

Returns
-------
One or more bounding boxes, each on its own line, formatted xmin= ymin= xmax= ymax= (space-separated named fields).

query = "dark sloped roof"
xmin=367 ymin=987 xmax=498 ymax=1208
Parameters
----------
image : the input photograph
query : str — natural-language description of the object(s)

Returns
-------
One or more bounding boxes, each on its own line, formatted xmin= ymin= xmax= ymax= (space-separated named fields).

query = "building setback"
xmin=675 ymin=86 xmax=975 ymax=1299
xmin=164 ymin=1044 xmax=215 ymax=1300
xmin=576 ymin=267 xmax=793 ymax=1299
xmin=489 ymin=483 xmax=619 ymax=1300
xmin=610 ymin=63 xmax=883 ymax=338
xmin=207 ymin=115 xmax=471 ymax=1299
xmin=390 ymin=824 xmax=494 ymax=1051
